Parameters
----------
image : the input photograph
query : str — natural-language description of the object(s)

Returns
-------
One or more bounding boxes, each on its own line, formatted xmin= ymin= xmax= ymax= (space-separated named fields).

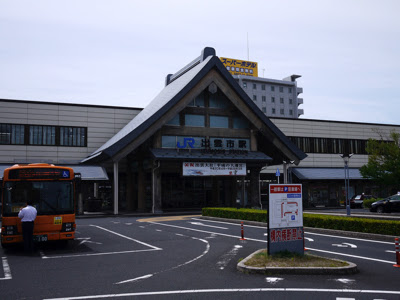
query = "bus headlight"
xmin=61 ymin=223 xmax=75 ymax=232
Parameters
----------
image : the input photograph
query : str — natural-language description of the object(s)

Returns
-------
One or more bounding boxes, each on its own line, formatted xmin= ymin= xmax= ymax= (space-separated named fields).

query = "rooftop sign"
xmin=220 ymin=57 xmax=258 ymax=77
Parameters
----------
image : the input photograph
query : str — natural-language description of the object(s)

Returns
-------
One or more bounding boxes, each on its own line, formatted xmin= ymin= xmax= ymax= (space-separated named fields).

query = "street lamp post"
xmin=340 ymin=153 xmax=353 ymax=216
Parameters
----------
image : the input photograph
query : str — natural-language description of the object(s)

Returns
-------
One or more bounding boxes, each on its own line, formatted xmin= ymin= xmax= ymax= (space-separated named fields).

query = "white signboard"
xmin=269 ymin=184 xmax=303 ymax=229
xmin=182 ymin=162 xmax=246 ymax=176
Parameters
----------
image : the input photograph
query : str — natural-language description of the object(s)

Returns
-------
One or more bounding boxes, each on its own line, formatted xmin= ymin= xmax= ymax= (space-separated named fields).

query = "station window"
xmin=185 ymin=114 xmax=205 ymax=127
xmin=279 ymin=86 xmax=284 ymax=92
xmin=253 ymin=95 xmax=257 ymax=101
xmin=60 ymin=127 xmax=86 ymax=147
xmin=29 ymin=125 xmax=56 ymax=145
xmin=233 ymin=116 xmax=249 ymax=129
xmin=0 ymin=123 xmax=25 ymax=145
xmin=210 ymin=116 xmax=229 ymax=128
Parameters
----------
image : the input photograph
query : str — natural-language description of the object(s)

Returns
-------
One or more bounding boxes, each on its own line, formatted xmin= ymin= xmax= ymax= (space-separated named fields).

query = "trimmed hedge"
xmin=202 ymin=207 xmax=400 ymax=236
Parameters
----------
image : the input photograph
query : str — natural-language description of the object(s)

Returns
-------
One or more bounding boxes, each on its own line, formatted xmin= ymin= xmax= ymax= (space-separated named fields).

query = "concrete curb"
xmin=200 ymin=216 xmax=398 ymax=242
xmin=237 ymin=249 xmax=359 ymax=275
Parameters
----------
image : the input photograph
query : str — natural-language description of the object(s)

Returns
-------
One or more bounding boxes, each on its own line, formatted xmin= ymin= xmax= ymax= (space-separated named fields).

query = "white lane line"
xmin=304 ymin=237 xmax=314 ymax=242
xmin=43 ymin=287 xmax=400 ymax=299
xmin=196 ymin=218 xmax=393 ymax=245
xmin=150 ymin=222 xmax=267 ymax=243
xmin=216 ymin=245 xmax=242 ymax=270
xmin=0 ymin=257 xmax=12 ymax=280
xmin=307 ymin=247 xmax=395 ymax=264
xmin=42 ymin=225 xmax=162 ymax=259
xmin=41 ymin=248 xmax=161 ymax=259
xmin=189 ymin=222 xmax=228 ymax=230
xmin=385 ymin=250 xmax=396 ymax=253
xmin=115 ymin=234 xmax=210 ymax=285
xmin=192 ymin=218 xmax=267 ymax=229
xmin=115 ymin=274 xmax=153 ymax=284
xmin=153 ymin=222 xmax=398 ymax=264
xmin=90 ymin=225 xmax=161 ymax=250
xmin=306 ymin=232 xmax=393 ymax=245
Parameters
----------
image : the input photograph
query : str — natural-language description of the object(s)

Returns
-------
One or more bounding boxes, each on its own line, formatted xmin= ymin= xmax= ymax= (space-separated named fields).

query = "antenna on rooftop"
xmin=247 ymin=32 xmax=250 ymax=60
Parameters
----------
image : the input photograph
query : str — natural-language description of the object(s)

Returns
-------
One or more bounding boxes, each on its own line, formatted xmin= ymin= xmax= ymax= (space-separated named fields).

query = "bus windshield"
xmin=3 ymin=181 xmax=74 ymax=216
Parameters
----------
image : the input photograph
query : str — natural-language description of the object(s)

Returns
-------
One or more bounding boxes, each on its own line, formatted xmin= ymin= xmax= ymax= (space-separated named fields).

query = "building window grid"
xmin=289 ymin=137 xmax=368 ymax=155
xmin=0 ymin=124 xmax=25 ymax=145
xmin=0 ymin=123 xmax=87 ymax=147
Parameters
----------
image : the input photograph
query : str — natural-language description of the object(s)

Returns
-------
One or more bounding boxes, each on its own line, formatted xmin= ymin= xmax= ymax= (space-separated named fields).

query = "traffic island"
xmin=237 ymin=249 xmax=358 ymax=275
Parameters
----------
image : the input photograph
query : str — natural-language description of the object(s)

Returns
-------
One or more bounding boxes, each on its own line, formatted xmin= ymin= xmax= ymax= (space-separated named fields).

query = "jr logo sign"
xmin=177 ymin=138 xmax=195 ymax=149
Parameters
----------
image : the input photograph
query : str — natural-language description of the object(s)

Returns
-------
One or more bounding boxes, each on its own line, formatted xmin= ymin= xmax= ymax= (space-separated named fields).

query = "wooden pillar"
xmin=137 ymin=161 xmax=146 ymax=212
xmin=152 ymin=161 xmax=163 ymax=213
xmin=113 ymin=161 xmax=119 ymax=215
xmin=249 ymin=166 xmax=261 ymax=208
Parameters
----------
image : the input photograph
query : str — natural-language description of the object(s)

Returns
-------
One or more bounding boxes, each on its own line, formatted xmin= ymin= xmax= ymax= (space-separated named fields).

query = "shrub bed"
xmin=202 ymin=207 xmax=400 ymax=236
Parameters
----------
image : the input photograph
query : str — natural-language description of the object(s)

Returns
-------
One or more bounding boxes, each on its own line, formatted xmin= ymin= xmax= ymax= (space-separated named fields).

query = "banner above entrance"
xmin=183 ymin=162 xmax=246 ymax=176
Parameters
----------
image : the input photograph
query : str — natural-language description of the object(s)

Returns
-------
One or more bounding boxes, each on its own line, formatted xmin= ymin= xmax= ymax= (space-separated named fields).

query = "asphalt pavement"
xmin=0 ymin=215 xmax=399 ymax=300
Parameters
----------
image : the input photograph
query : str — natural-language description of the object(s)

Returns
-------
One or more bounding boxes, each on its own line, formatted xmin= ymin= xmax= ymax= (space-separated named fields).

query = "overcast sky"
xmin=1 ymin=0 xmax=399 ymax=125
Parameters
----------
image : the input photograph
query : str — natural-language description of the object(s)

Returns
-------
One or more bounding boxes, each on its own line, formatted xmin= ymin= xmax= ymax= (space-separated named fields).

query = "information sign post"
xmin=268 ymin=184 xmax=304 ymax=255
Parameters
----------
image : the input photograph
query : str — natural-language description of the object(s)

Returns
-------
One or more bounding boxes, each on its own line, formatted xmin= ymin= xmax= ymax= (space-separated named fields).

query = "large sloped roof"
xmin=82 ymin=51 xmax=306 ymax=164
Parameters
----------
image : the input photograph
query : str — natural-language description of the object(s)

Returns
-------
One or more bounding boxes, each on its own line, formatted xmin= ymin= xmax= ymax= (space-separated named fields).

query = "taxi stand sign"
xmin=268 ymin=184 xmax=304 ymax=255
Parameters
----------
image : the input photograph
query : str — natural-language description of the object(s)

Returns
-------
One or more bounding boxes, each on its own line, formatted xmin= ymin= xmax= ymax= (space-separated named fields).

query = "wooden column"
xmin=137 ymin=161 xmax=146 ymax=212
xmin=113 ymin=161 xmax=119 ymax=215
xmin=249 ymin=166 xmax=261 ymax=208
xmin=152 ymin=161 xmax=163 ymax=213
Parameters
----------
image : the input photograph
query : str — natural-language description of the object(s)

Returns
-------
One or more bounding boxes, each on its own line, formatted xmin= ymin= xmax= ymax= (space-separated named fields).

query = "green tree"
xmin=360 ymin=131 xmax=400 ymax=189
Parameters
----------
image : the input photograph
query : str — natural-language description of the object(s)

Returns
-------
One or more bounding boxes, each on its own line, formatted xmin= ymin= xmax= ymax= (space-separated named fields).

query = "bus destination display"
xmin=8 ymin=168 xmax=71 ymax=180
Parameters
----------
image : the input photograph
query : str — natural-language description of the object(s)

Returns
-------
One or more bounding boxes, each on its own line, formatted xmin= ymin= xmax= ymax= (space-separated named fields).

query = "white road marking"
xmin=304 ymin=237 xmax=314 ymax=242
xmin=43 ymin=288 xmax=400 ymax=299
xmin=189 ymin=221 xmax=228 ymax=230
xmin=266 ymin=277 xmax=283 ymax=284
xmin=115 ymin=274 xmax=153 ymax=284
xmin=385 ymin=250 xmax=396 ymax=253
xmin=41 ymin=248 xmax=161 ymax=259
xmin=115 ymin=233 xmax=210 ymax=285
xmin=41 ymin=225 xmax=162 ymax=259
xmin=332 ymin=243 xmax=357 ymax=249
xmin=150 ymin=222 xmax=267 ymax=243
xmin=216 ymin=245 xmax=242 ymax=270
xmin=307 ymin=247 xmax=395 ymax=264
xmin=125 ymin=223 xmax=132 ymax=225
xmin=0 ymin=257 xmax=12 ymax=281
xmin=335 ymin=279 xmax=355 ymax=284
xmin=197 ymin=218 xmax=392 ymax=245
xmin=336 ymin=298 xmax=355 ymax=300
xmin=306 ymin=232 xmax=393 ymax=245
xmin=155 ymin=229 xmax=162 ymax=232
xmin=192 ymin=218 xmax=267 ymax=229
xmin=90 ymin=225 xmax=161 ymax=250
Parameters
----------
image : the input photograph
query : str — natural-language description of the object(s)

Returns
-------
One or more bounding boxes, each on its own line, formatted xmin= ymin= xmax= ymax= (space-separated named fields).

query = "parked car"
xmin=370 ymin=194 xmax=400 ymax=213
xmin=350 ymin=194 xmax=373 ymax=208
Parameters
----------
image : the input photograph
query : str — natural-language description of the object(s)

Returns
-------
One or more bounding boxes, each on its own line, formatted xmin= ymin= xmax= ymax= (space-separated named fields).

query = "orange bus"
xmin=1 ymin=163 xmax=78 ymax=248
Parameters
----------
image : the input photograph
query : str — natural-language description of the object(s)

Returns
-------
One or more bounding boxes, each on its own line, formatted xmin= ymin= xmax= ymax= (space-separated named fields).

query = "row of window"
xmin=289 ymin=136 xmax=368 ymax=155
xmin=0 ymin=123 xmax=87 ymax=147
xmin=166 ymin=114 xmax=249 ymax=129
xmin=243 ymin=82 xmax=293 ymax=93
xmin=261 ymin=108 xmax=293 ymax=115
xmin=253 ymin=95 xmax=293 ymax=105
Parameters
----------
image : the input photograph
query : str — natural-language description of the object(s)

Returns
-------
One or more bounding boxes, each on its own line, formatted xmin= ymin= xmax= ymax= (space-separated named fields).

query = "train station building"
xmin=1 ymin=47 xmax=400 ymax=213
